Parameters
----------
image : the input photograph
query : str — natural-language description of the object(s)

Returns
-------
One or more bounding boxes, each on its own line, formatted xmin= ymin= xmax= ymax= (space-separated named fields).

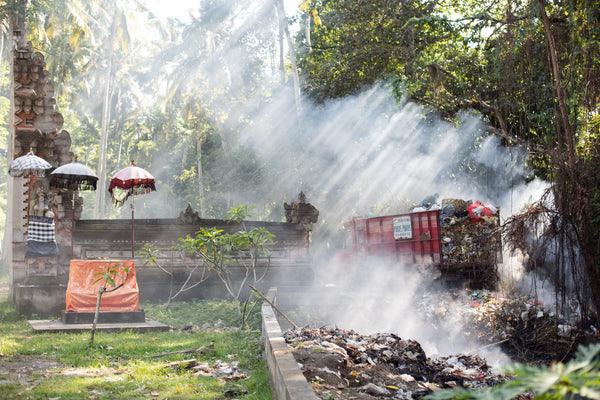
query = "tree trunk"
xmin=274 ymin=0 xmax=302 ymax=121
xmin=305 ymin=14 xmax=312 ymax=52
xmin=2 ymin=15 xmax=17 ymax=269
xmin=89 ymin=286 xmax=105 ymax=345
xmin=276 ymin=4 xmax=285 ymax=85
xmin=196 ymin=136 xmax=206 ymax=217
xmin=115 ymin=87 xmax=123 ymax=170
xmin=538 ymin=0 xmax=575 ymax=166
xmin=206 ymin=31 xmax=229 ymax=155
xmin=539 ymin=0 xmax=600 ymax=319
xmin=95 ymin=14 xmax=117 ymax=218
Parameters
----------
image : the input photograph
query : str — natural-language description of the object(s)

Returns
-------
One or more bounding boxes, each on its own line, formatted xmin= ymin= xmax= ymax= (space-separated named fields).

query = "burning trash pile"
xmin=282 ymin=290 xmax=594 ymax=399
xmin=415 ymin=288 xmax=594 ymax=365
xmin=463 ymin=290 xmax=591 ymax=364
xmin=284 ymin=327 xmax=511 ymax=400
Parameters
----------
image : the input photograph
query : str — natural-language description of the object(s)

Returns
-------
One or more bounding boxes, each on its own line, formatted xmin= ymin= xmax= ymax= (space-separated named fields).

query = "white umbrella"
xmin=8 ymin=150 xmax=53 ymax=217
xmin=8 ymin=150 xmax=52 ymax=177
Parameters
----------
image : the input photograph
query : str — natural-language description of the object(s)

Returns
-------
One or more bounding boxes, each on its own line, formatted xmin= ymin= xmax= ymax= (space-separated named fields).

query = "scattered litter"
xmin=285 ymin=327 xmax=510 ymax=399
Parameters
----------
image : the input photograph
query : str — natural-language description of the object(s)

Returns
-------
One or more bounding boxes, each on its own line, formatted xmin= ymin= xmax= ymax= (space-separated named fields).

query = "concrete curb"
xmin=262 ymin=288 xmax=319 ymax=400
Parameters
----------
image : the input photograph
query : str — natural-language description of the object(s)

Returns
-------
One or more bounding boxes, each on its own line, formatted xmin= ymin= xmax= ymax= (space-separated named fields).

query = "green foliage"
xmin=92 ymin=262 xmax=129 ymax=290
xmin=137 ymin=244 xmax=163 ymax=268
xmin=174 ymin=205 xmax=275 ymax=302
xmin=426 ymin=343 xmax=600 ymax=400
xmin=226 ymin=205 xmax=257 ymax=223
xmin=298 ymin=0 xmax=455 ymax=103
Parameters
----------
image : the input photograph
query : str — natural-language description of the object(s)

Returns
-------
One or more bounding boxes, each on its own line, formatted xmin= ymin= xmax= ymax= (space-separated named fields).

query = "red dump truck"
xmin=337 ymin=200 xmax=502 ymax=287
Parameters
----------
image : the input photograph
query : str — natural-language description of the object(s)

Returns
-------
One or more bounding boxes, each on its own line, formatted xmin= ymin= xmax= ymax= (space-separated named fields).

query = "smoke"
xmin=236 ymin=84 xmax=535 ymax=234
xmin=86 ymin=0 xmax=552 ymax=364
xmin=303 ymin=257 xmax=512 ymax=366
xmin=228 ymin=82 xmax=543 ymax=364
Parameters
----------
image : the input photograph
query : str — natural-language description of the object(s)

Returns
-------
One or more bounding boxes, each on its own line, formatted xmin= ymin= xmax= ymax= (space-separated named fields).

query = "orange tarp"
xmin=65 ymin=260 xmax=140 ymax=312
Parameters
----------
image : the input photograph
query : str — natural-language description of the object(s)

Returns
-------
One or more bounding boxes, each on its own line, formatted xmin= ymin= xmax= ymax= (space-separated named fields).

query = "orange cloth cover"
xmin=65 ymin=260 xmax=140 ymax=312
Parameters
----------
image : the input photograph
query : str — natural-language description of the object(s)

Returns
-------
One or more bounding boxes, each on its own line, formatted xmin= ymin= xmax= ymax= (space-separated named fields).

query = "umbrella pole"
xmin=71 ymin=190 xmax=76 ymax=260
xmin=131 ymin=195 xmax=135 ymax=259
xmin=27 ymin=173 xmax=33 ymax=219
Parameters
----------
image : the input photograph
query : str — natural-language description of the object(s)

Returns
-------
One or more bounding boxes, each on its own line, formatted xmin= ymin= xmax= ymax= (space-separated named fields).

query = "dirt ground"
xmin=0 ymin=354 xmax=65 ymax=386
xmin=0 ymin=278 xmax=67 ymax=388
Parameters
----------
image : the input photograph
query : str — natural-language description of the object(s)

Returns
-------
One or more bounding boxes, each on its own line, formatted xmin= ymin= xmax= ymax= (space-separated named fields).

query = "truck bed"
xmin=341 ymin=206 xmax=501 ymax=287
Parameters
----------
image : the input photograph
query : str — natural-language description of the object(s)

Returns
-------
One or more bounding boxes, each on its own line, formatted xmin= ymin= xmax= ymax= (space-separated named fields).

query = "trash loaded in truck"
xmin=336 ymin=198 xmax=502 ymax=288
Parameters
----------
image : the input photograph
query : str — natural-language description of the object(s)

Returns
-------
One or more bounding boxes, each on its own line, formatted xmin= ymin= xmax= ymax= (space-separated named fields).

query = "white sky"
xmin=145 ymin=0 xmax=299 ymax=23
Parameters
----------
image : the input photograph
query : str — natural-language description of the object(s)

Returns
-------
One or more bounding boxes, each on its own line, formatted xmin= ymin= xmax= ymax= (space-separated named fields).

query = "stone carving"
xmin=177 ymin=203 xmax=201 ymax=224
xmin=284 ymin=191 xmax=319 ymax=232
xmin=29 ymin=179 xmax=50 ymax=217
xmin=13 ymin=39 xmax=67 ymax=157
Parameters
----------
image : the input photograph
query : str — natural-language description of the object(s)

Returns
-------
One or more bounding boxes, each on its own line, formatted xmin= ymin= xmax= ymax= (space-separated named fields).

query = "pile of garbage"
xmin=284 ymin=327 xmax=513 ymax=400
xmin=464 ymin=290 xmax=589 ymax=364
xmin=413 ymin=198 xmax=502 ymax=266
xmin=414 ymin=287 xmax=593 ymax=365
xmin=440 ymin=201 xmax=501 ymax=265
xmin=282 ymin=289 xmax=596 ymax=399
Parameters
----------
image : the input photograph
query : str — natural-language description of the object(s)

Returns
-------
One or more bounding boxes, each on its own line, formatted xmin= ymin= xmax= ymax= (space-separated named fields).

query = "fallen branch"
xmin=159 ymin=359 xmax=197 ymax=369
xmin=248 ymin=285 xmax=299 ymax=330
xmin=150 ymin=344 xmax=215 ymax=359
xmin=466 ymin=339 xmax=510 ymax=355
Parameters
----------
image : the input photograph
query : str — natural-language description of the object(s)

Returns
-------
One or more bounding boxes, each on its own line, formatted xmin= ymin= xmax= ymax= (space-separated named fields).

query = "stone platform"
xmin=29 ymin=318 xmax=169 ymax=333
xmin=61 ymin=310 xmax=146 ymax=324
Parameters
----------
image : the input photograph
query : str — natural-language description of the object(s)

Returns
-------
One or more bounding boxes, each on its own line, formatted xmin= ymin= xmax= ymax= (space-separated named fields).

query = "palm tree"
xmin=151 ymin=0 xmax=287 ymax=213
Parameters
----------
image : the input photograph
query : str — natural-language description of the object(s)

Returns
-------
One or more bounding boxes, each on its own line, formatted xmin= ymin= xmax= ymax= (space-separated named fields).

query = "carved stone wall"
xmin=10 ymin=20 xmax=74 ymax=285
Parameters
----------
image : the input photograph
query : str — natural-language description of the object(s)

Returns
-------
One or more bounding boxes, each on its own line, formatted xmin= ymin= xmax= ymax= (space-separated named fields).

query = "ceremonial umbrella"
xmin=50 ymin=156 xmax=98 ymax=191
xmin=8 ymin=150 xmax=52 ymax=178
xmin=108 ymin=160 xmax=156 ymax=258
xmin=50 ymin=156 xmax=98 ymax=258
xmin=8 ymin=150 xmax=53 ymax=217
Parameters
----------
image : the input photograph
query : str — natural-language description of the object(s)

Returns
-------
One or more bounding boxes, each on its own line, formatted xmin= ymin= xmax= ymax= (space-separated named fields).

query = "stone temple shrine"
xmin=5 ymin=16 xmax=319 ymax=317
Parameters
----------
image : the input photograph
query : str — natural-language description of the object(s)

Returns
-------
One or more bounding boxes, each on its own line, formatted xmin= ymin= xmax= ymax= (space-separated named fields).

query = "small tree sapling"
xmin=89 ymin=262 xmax=131 ymax=345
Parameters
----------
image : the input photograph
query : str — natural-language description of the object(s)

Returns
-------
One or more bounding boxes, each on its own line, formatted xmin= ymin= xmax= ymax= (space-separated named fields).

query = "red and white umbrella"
xmin=108 ymin=160 xmax=156 ymax=258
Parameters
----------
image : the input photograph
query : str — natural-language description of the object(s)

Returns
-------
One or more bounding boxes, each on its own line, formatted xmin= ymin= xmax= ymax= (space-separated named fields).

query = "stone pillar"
xmin=9 ymin=17 xmax=73 ymax=316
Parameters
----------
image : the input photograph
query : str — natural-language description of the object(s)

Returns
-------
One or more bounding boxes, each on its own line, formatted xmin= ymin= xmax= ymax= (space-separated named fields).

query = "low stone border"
xmin=262 ymin=288 xmax=319 ymax=400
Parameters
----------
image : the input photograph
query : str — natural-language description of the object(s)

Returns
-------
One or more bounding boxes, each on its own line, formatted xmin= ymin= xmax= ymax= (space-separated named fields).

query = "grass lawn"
xmin=0 ymin=278 xmax=272 ymax=400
